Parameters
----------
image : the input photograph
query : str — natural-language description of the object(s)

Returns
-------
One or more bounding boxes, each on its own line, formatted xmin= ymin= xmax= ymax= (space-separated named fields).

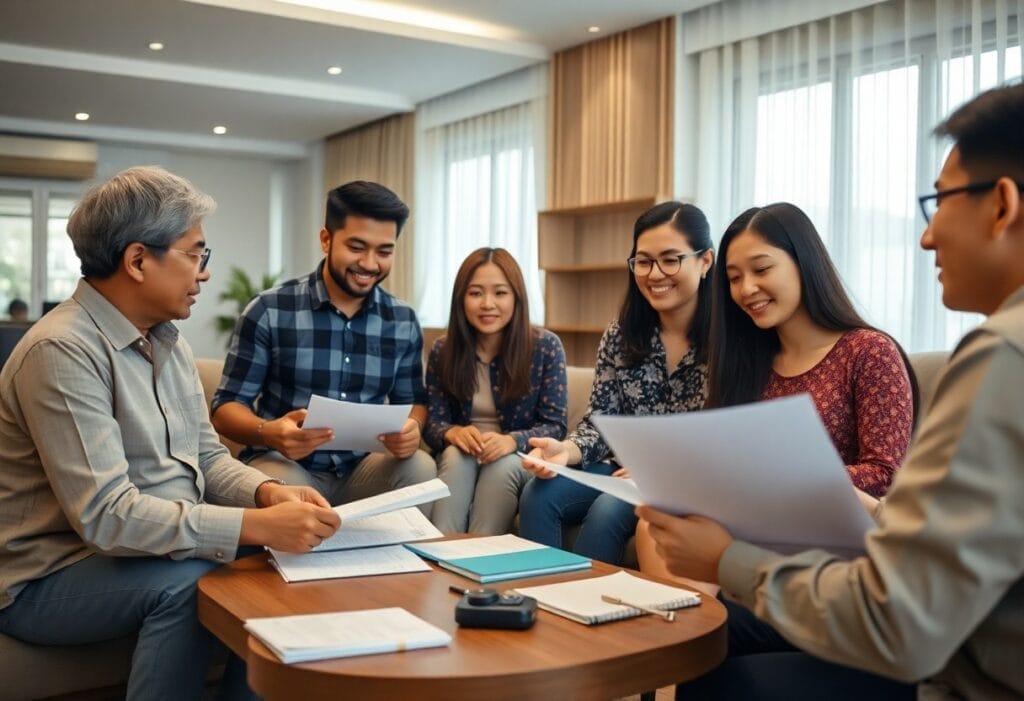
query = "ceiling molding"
xmin=0 ymin=116 xmax=310 ymax=159
xmin=183 ymin=0 xmax=551 ymax=60
xmin=0 ymin=42 xmax=413 ymax=110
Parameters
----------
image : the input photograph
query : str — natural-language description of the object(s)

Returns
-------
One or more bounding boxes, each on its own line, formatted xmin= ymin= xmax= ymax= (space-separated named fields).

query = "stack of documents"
xmin=406 ymin=534 xmax=591 ymax=583
xmin=512 ymin=570 xmax=700 ymax=625
xmin=268 ymin=479 xmax=450 ymax=583
xmin=244 ymin=607 xmax=451 ymax=663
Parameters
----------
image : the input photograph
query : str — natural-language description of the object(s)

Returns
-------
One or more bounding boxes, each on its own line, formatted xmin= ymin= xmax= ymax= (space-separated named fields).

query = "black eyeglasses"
xmin=628 ymin=249 xmax=707 ymax=276
xmin=918 ymin=181 xmax=1024 ymax=224
xmin=146 ymin=245 xmax=212 ymax=272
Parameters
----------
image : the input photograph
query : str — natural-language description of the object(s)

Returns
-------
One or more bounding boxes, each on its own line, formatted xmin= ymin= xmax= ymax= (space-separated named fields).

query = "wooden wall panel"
xmin=549 ymin=18 xmax=674 ymax=209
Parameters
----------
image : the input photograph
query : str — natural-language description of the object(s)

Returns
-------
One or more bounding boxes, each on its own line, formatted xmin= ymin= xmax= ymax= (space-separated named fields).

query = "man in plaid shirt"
xmin=211 ymin=181 xmax=436 ymax=505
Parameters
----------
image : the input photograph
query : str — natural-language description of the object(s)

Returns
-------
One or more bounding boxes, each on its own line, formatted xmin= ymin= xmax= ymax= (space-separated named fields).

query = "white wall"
xmin=95 ymin=143 xmax=319 ymax=359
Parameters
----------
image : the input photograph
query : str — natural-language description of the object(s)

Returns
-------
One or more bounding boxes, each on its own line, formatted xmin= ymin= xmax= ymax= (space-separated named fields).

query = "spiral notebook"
xmin=511 ymin=570 xmax=701 ymax=625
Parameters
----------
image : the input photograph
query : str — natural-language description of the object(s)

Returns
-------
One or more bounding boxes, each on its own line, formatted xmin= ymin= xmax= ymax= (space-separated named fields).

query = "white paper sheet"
xmin=517 ymin=452 xmax=644 ymax=505
xmin=405 ymin=533 xmax=543 ymax=559
xmin=333 ymin=478 xmax=450 ymax=522
xmin=269 ymin=544 xmax=432 ymax=583
xmin=590 ymin=394 xmax=875 ymax=554
xmin=244 ymin=607 xmax=451 ymax=663
xmin=304 ymin=394 xmax=412 ymax=453
xmin=314 ymin=507 xmax=442 ymax=552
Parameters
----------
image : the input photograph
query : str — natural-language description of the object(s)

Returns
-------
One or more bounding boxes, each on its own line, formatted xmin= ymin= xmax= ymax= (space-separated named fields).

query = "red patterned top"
xmin=762 ymin=328 xmax=913 ymax=497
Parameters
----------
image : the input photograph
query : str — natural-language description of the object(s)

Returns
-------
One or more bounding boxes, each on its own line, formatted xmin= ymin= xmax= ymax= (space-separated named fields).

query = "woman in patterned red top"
xmin=698 ymin=201 xmax=917 ymax=669
xmin=709 ymin=201 xmax=916 ymax=496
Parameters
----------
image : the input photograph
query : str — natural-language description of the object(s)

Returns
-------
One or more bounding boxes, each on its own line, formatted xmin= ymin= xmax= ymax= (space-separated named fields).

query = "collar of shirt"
xmin=309 ymin=261 xmax=381 ymax=318
xmin=73 ymin=279 xmax=180 ymax=357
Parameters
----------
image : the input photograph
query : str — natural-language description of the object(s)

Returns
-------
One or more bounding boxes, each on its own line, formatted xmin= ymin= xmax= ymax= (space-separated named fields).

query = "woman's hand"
xmin=521 ymin=436 xmax=570 ymax=479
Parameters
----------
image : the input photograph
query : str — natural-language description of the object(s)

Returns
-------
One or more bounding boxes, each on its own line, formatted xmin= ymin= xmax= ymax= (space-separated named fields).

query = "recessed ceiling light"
xmin=213 ymin=125 xmax=227 ymax=135
xmin=327 ymin=66 xmax=343 ymax=75
xmin=588 ymin=26 xmax=601 ymax=33
xmin=148 ymin=42 xmax=164 ymax=51
xmin=74 ymin=112 xmax=90 ymax=121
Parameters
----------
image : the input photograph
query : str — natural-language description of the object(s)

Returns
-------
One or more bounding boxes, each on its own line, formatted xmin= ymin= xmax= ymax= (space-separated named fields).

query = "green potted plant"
xmin=215 ymin=267 xmax=279 ymax=347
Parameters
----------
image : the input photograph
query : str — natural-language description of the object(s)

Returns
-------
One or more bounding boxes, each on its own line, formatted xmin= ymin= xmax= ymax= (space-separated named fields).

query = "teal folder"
xmin=407 ymin=543 xmax=591 ymax=583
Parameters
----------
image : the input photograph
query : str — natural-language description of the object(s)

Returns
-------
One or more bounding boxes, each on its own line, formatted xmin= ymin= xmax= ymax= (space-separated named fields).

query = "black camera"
xmin=453 ymin=587 xmax=538 ymax=629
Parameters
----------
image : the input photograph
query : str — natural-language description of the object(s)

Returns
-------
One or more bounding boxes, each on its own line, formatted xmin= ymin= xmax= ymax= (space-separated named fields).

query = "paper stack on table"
xmin=245 ymin=607 xmax=451 ymax=663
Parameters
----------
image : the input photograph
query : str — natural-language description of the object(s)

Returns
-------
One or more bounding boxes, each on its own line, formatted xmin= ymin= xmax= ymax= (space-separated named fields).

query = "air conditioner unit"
xmin=0 ymin=134 xmax=97 ymax=180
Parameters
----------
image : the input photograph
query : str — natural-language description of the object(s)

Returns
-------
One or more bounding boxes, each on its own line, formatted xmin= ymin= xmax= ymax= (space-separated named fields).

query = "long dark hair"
xmin=438 ymin=247 xmax=536 ymax=402
xmin=618 ymin=202 xmax=715 ymax=365
xmin=707 ymin=202 xmax=919 ymax=415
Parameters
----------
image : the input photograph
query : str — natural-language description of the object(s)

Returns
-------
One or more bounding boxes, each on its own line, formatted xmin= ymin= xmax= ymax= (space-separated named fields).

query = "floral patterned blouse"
xmin=571 ymin=321 xmax=708 ymax=465
xmin=762 ymin=328 xmax=913 ymax=497
xmin=424 ymin=328 xmax=568 ymax=454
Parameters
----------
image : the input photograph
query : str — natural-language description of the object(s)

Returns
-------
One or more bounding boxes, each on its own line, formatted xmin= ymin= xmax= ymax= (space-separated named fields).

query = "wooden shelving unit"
xmin=539 ymin=196 xmax=657 ymax=366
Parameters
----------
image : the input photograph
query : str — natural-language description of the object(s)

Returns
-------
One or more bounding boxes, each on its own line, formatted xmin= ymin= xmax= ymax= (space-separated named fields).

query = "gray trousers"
xmin=249 ymin=449 xmax=437 ymax=515
xmin=430 ymin=445 xmax=530 ymax=535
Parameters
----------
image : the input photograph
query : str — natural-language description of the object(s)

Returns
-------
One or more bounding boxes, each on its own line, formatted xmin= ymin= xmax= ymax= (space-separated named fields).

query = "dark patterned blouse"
xmin=762 ymin=328 xmax=913 ymax=497
xmin=424 ymin=328 xmax=568 ymax=454
xmin=571 ymin=321 xmax=707 ymax=465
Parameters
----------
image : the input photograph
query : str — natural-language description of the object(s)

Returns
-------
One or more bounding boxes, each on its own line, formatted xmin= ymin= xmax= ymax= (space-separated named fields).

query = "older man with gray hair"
xmin=0 ymin=166 xmax=340 ymax=700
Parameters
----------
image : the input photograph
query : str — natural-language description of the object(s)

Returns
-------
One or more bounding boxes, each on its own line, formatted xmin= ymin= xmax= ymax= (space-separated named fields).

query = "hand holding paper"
xmin=517 ymin=451 xmax=645 ymax=505
xmin=635 ymin=506 xmax=733 ymax=583
xmin=304 ymin=395 xmax=412 ymax=453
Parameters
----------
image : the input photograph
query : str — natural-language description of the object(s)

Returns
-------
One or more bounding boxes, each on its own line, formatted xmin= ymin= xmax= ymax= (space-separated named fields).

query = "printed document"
xmin=334 ymin=478 xmax=450 ymax=522
xmin=269 ymin=544 xmax=431 ymax=583
xmin=583 ymin=395 xmax=875 ymax=553
xmin=517 ymin=452 xmax=644 ymax=505
xmin=245 ymin=607 xmax=451 ymax=663
xmin=304 ymin=394 xmax=412 ymax=452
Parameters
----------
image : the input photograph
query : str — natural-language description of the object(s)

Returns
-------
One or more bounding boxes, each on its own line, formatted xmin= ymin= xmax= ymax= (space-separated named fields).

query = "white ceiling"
xmin=0 ymin=0 xmax=712 ymax=158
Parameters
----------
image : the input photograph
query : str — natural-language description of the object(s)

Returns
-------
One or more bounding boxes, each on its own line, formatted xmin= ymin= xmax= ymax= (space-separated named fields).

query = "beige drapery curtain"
xmin=323 ymin=112 xmax=415 ymax=303
xmin=549 ymin=18 xmax=674 ymax=208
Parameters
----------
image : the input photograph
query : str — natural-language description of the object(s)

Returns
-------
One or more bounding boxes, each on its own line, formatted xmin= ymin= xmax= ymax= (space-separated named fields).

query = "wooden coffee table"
xmin=198 ymin=552 xmax=726 ymax=700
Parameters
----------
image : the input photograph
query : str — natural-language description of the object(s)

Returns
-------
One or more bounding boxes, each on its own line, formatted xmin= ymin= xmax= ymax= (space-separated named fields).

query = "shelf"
xmin=539 ymin=196 xmax=657 ymax=217
xmin=544 ymin=263 xmax=626 ymax=274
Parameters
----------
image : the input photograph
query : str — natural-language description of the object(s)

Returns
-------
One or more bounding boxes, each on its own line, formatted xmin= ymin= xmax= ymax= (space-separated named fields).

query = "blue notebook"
xmin=406 ymin=535 xmax=591 ymax=583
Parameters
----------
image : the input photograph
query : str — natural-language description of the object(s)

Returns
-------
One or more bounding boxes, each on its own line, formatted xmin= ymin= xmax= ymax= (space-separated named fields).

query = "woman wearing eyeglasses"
xmin=643 ymin=201 xmax=917 ymax=659
xmin=519 ymin=201 xmax=714 ymax=566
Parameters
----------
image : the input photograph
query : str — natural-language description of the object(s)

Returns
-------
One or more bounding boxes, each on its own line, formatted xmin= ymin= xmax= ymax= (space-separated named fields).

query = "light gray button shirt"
xmin=0 ymin=280 xmax=269 ymax=609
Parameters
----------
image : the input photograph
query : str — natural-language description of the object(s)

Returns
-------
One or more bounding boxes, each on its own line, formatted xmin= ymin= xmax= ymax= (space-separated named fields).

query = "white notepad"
xmin=512 ymin=571 xmax=701 ymax=625
xmin=244 ymin=607 xmax=451 ymax=663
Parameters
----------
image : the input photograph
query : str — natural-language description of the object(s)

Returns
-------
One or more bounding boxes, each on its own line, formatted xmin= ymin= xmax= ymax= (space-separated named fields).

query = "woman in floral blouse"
xmin=425 ymin=247 xmax=567 ymax=534
xmin=519 ymin=202 xmax=714 ymax=565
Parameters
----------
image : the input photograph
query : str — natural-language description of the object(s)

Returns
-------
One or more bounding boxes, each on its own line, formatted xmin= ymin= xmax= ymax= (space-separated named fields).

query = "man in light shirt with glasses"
xmin=0 ymin=166 xmax=340 ymax=700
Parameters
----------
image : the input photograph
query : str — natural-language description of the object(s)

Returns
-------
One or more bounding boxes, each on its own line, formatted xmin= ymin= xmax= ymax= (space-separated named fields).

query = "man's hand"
xmin=478 ymin=432 xmax=517 ymax=464
xmin=379 ymin=417 xmax=421 ymax=459
xmin=240 ymin=501 xmax=341 ymax=553
xmin=255 ymin=481 xmax=330 ymax=509
xmin=445 ymin=425 xmax=484 ymax=456
xmin=261 ymin=409 xmax=334 ymax=461
xmin=521 ymin=437 xmax=569 ymax=479
xmin=635 ymin=505 xmax=733 ymax=583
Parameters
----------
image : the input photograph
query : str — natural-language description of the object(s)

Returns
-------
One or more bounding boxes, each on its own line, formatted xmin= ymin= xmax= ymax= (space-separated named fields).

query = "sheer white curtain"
xmin=413 ymin=66 xmax=547 ymax=328
xmin=685 ymin=0 xmax=1022 ymax=351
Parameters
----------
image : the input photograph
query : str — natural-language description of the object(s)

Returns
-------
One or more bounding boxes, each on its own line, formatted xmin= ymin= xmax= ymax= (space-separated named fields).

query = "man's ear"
xmin=993 ymin=176 xmax=1022 ymax=239
xmin=319 ymin=228 xmax=331 ymax=255
xmin=124 ymin=242 xmax=147 ymax=282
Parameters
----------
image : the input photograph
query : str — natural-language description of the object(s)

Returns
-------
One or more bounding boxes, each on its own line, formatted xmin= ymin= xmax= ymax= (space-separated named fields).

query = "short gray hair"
xmin=68 ymin=166 xmax=216 ymax=278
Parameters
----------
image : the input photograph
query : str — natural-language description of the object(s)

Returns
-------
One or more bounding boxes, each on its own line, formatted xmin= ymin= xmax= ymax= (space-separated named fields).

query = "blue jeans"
xmin=0 ymin=553 xmax=254 ymax=701
xmin=518 ymin=462 xmax=637 ymax=565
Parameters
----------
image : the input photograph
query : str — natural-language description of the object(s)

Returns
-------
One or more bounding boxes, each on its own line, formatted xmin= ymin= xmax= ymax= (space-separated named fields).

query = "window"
xmin=0 ymin=184 xmax=81 ymax=319
xmin=708 ymin=0 xmax=1019 ymax=349
xmin=416 ymin=101 xmax=542 ymax=327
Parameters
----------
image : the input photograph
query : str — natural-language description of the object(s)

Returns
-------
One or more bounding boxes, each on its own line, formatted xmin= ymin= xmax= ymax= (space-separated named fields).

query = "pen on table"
xmin=601 ymin=595 xmax=676 ymax=622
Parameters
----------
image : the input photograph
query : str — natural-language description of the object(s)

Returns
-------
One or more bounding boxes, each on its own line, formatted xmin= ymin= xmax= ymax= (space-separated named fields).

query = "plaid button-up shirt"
xmin=212 ymin=263 xmax=426 ymax=473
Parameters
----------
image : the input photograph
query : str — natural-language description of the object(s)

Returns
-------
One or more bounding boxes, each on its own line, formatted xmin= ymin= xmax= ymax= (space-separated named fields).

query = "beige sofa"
xmin=0 ymin=352 xmax=948 ymax=700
